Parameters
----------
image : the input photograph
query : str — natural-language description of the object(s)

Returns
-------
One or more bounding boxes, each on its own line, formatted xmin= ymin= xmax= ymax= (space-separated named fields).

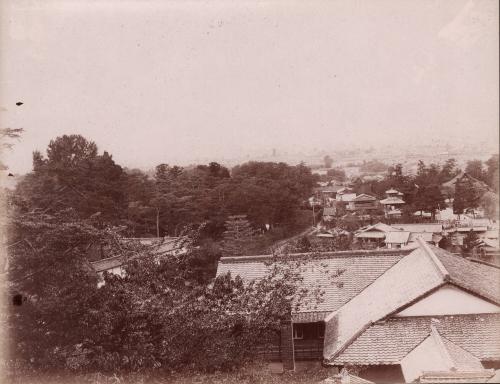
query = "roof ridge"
xmin=430 ymin=325 xmax=456 ymax=371
xmin=219 ymin=249 xmax=411 ymax=263
xmin=417 ymin=239 xmax=449 ymax=280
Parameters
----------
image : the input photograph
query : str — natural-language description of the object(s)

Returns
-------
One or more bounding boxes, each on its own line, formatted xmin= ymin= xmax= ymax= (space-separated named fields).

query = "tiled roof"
xmin=392 ymin=223 xmax=443 ymax=233
xmin=385 ymin=188 xmax=399 ymax=194
xmin=380 ymin=197 xmax=405 ymax=205
xmin=408 ymin=232 xmax=434 ymax=243
xmin=90 ymin=255 xmax=124 ymax=272
xmin=216 ymin=250 xmax=409 ymax=314
xmin=385 ymin=231 xmax=410 ymax=244
xmin=440 ymin=334 xmax=484 ymax=371
xmin=318 ymin=186 xmax=344 ymax=193
xmin=332 ymin=314 xmax=500 ymax=365
xmin=323 ymin=241 xmax=500 ymax=362
xmin=352 ymin=194 xmax=377 ymax=202
xmin=456 ymin=226 xmax=488 ymax=232
xmin=355 ymin=223 xmax=399 ymax=239
xmin=432 ymin=246 xmax=500 ymax=305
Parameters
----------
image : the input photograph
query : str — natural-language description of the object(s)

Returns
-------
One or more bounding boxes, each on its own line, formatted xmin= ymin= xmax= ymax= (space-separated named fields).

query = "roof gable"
xmin=352 ymin=193 xmax=377 ymax=202
xmin=324 ymin=241 xmax=448 ymax=361
xmin=401 ymin=326 xmax=487 ymax=383
xmin=332 ymin=313 xmax=500 ymax=366
xmin=324 ymin=241 xmax=500 ymax=362
xmin=357 ymin=222 xmax=398 ymax=234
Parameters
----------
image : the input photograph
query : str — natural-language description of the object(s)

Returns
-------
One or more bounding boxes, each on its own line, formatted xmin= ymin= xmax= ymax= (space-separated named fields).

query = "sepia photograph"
xmin=0 ymin=1 xmax=499 ymax=383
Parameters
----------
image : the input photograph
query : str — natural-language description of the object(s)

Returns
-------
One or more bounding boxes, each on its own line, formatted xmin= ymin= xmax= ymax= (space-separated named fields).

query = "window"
xmin=293 ymin=325 xmax=304 ymax=339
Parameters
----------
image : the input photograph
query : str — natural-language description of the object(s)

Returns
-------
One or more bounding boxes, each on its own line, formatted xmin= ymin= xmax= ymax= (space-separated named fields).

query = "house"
xmin=336 ymin=187 xmax=356 ymax=202
xmin=216 ymin=248 xmax=413 ymax=368
xmin=315 ymin=185 xmax=344 ymax=202
xmin=379 ymin=188 xmax=405 ymax=218
xmin=323 ymin=240 xmax=500 ymax=383
xmin=355 ymin=222 xmax=443 ymax=249
xmin=346 ymin=194 xmax=379 ymax=212
xmin=354 ymin=222 xmax=396 ymax=247
xmin=90 ymin=237 xmax=185 ymax=287
xmin=216 ymin=241 xmax=500 ymax=382
xmin=472 ymin=238 xmax=500 ymax=266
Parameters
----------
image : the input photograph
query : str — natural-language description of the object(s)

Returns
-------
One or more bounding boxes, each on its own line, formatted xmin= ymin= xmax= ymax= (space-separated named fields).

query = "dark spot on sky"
xmin=13 ymin=294 xmax=23 ymax=306
xmin=8 ymin=173 xmax=14 ymax=177
xmin=16 ymin=102 xmax=23 ymax=106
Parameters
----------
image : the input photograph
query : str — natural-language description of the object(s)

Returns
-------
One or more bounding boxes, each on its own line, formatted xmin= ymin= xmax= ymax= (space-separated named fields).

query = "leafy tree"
xmin=484 ymin=154 xmax=499 ymax=192
xmin=221 ymin=215 xmax=256 ymax=256
xmin=5 ymin=209 xmax=126 ymax=370
xmin=453 ymin=175 xmax=481 ymax=215
xmin=14 ymin=135 xmax=127 ymax=223
xmin=479 ymin=192 xmax=499 ymax=220
xmin=438 ymin=236 xmax=452 ymax=251
xmin=440 ymin=158 xmax=460 ymax=182
xmin=465 ymin=160 xmax=486 ymax=182
xmin=326 ymin=168 xmax=346 ymax=182
xmin=412 ymin=184 xmax=445 ymax=220
xmin=462 ymin=230 xmax=479 ymax=253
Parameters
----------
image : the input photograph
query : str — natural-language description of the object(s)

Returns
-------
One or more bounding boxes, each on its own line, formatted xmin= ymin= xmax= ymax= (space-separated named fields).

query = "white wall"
xmin=400 ymin=335 xmax=446 ymax=383
xmin=395 ymin=285 xmax=499 ymax=317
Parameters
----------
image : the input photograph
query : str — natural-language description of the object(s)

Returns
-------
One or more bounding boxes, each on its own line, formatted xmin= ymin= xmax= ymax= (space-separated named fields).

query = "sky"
xmin=0 ymin=0 xmax=498 ymax=173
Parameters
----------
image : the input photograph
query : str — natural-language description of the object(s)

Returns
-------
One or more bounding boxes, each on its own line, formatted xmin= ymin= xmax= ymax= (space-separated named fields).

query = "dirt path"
xmin=269 ymin=226 xmax=317 ymax=254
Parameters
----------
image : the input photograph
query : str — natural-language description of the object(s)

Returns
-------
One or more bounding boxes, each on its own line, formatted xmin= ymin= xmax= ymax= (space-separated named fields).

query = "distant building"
xmin=380 ymin=188 xmax=405 ymax=218
xmin=347 ymin=194 xmax=379 ymax=212
xmin=90 ymin=237 xmax=186 ymax=287
xmin=355 ymin=222 xmax=443 ymax=249
xmin=336 ymin=187 xmax=356 ymax=202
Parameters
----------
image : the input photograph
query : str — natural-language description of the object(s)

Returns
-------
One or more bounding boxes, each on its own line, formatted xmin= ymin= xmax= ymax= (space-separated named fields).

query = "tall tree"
xmin=485 ymin=154 xmax=499 ymax=192
xmin=221 ymin=215 xmax=256 ymax=256
xmin=14 ymin=135 xmax=126 ymax=222
xmin=465 ymin=160 xmax=486 ymax=182
xmin=440 ymin=158 xmax=460 ymax=182
xmin=453 ymin=175 xmax=481 ymax=216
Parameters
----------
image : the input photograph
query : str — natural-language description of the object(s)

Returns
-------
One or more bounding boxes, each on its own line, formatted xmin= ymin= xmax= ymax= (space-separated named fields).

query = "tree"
xmin=462 ymin=230 xmax=479 ymax=254
xmin=412 ymin=184 xmax=445 ymax=220
xmin=5 ymin=209 xmax=127 ymax=370
xmin=14 ymin=135 xmax=127 ymax=222
xmin=221 ymin=215 xmax=256 ymax=256
xmin=465 ymin=160 xmax=486 ymax=182
xmin=327 ymin=168 xmax=346 ymax=182
xmin=484 ymin=155 xmax=499 ymax=192
xmin=479 ymin=192 xmax=499 ymax=220
xmin=453 ymin=175 xmax=481 ymax=215
xmin=440 ymin=158 xmax=459 ymax=182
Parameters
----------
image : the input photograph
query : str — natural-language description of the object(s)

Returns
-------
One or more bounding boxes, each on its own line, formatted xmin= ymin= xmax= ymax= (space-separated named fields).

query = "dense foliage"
xmin=3 ymin=134 xmax=321 ymax=379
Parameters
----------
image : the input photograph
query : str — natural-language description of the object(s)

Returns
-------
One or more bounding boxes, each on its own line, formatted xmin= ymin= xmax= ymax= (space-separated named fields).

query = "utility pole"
xmin=312 ymin=201 xmax=316 ymax=227
xmin=156 ymin=207 xmax=160 ymax=238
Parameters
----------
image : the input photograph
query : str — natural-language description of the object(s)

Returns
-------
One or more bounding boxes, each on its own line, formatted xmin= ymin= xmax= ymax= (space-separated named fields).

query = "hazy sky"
xmin=0 ymin=0 xmax=498 ymax=173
